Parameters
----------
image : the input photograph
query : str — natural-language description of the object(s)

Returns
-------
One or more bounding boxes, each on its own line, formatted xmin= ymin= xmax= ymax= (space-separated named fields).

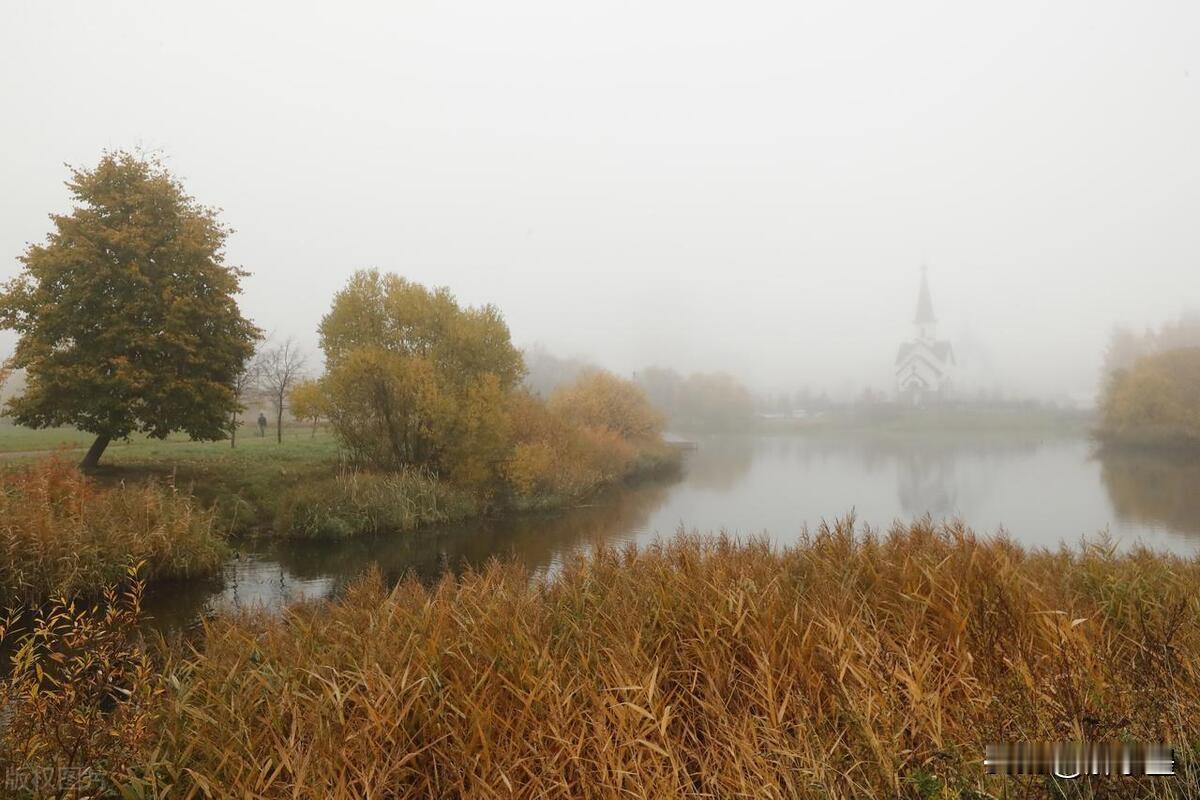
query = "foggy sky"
xmin=3 ymin=0 xmax=1198 ymax=403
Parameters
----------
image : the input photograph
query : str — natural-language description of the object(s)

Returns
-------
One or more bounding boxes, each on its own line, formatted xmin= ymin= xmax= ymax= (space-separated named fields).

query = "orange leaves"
xmin=548 ymin=371 xmax=664 ymax=443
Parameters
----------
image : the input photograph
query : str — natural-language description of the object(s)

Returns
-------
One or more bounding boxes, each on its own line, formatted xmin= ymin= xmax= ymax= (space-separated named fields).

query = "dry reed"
xmin=0 ymin=457 xmax=227 ymax=604
xmin=113 ymin=519 xmax=1200 ymax=799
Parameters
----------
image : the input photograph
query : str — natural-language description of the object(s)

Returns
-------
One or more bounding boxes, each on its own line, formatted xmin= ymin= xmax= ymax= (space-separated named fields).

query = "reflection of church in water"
xmin=895 ymin=268 xmax=954 ymax=403
xmin=896 ymin=451 xmax=958 ymax=518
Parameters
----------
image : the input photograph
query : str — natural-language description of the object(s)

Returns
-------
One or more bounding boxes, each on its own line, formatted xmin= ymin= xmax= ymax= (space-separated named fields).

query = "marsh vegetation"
xmin=3 ymin=522 xmax=1198 ymax=798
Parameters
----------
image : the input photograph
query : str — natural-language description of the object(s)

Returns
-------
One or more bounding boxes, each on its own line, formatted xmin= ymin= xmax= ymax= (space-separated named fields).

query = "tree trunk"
xmin=80 ymin=434 xmax=111 ymax=470
xmin=230 ymin=411 xmax=238 ymax=448
xmin=276 ymin=402 xmax=283 ymax=444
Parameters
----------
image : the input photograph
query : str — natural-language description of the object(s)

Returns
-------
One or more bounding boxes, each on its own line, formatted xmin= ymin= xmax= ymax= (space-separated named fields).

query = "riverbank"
xmin=0 ymin=428 xmax=682 ymax=603
xmin=0 ymin=458 xmax=229 ymax=604
xmin=3 ymin=520 xmax=1197 ymax=797
xmin=0 ymin=428 xmax=681 ymax=536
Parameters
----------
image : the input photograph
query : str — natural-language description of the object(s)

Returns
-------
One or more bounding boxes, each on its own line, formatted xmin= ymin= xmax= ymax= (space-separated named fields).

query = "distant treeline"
xmin=522 ymin=348 xmax=756 ymax=432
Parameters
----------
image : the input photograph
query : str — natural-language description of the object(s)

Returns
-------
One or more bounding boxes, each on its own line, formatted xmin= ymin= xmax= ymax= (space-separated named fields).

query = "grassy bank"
xmin=5 ymin=521 xmax=1197 ymax=798
xmin=274 ymin=468 xmax=479 ymax=539
xmin=0 ymin=427 xmax=683 ymax=540
xmin=0 ymin=458 xmax=227 ymax=604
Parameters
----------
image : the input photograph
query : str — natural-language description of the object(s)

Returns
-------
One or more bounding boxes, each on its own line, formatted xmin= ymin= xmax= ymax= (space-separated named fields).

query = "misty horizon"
xmin=3 ymin=1 xmax=1199 ymax=404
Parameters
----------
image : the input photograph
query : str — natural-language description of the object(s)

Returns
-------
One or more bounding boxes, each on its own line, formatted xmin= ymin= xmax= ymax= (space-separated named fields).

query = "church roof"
xmin=895 ymin=340 xmax=954 ymax=366
xmin=914 ymin=268 xmax=937 ymax=325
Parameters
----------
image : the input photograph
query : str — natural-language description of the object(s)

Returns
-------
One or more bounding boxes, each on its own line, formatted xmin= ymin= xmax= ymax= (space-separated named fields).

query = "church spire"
xmin=914 ymin=265 xmax=936 ymax=325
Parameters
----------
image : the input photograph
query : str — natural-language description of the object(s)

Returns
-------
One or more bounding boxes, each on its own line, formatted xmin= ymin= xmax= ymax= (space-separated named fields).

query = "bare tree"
xmin=227 ymin=348 xmax=263 ymax=448
xmin=260 ymin=338 xmax=307 ymax=444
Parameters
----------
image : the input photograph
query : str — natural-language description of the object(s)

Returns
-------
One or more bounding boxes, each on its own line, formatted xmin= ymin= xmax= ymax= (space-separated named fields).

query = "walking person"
xmin=257 ymin=411 xmax=268 ymax=437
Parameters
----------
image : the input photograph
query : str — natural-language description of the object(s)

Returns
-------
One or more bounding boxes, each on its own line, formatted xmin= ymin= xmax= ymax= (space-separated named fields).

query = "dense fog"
xmin=3 ymin=0 xmax=1198 ymax=405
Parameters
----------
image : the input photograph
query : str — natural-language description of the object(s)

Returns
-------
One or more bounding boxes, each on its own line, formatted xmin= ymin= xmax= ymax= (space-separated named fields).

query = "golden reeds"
xmin=0 ymin=457 xmax=227 ymax=603
xmin=133 ymin=520 xmax=1200 ymax=798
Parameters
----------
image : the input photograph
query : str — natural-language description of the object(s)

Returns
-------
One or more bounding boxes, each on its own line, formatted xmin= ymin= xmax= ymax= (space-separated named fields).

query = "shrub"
xmin=0 ymin=566 xmax=160 ymax=797
xmin=503 ymin=389 xmax=657 ymax=506
xmin=274 ymin=468 xmax=477 ymax=539
xmin=0 ymin=458 xmax=227 ymax=603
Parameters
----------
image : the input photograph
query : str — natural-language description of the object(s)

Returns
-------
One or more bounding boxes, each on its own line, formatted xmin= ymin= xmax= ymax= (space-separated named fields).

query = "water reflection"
xmin=143 ymin=432 xmax=1200 ymax=632
xmin=896 ymin=450 xmax=958 ymax=518
xmin=680 ymin=435 xmax=754 ymax=490
xmin=1099 ymin=449 xmax=1200 ymax=538
xmin=143 ymin=480 xmax=671 ymax=629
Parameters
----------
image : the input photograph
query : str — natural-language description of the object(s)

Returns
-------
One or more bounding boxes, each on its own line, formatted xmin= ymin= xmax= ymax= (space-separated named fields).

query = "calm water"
xmin=144 ymin=431 xmax=1200 ymax=628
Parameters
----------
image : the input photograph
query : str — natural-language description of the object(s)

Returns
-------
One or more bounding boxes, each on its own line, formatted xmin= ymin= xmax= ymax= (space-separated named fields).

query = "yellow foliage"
xmin=548 ymin=370 xmax=664 ymax=442
xmin=287 ymin=378 xmax=327 ymax=430
xmin=1101 ymin=346 xmax=1200 ymax=445
xmin=319 ymin=272 xmax=523 ymax=490
xmin=504 ymin=380 xmax=656 ymax=503
xmin=317 ymin=274 xmax=671 ymax=501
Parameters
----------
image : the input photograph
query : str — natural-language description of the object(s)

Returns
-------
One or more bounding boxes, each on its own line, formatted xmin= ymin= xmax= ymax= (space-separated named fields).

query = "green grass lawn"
xmin=0 ymin=420 xmax=329 ymax=456
xmin=0 ymin=422 xmax=343 ymax=535
xmin=0 ymin=421 xmax=101 ymax=453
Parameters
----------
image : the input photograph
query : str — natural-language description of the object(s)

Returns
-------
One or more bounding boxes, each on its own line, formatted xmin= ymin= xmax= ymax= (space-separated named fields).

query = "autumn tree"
xmin=259 ymin=338 xmax=307 ymax=443
xmin=1101 ymin=346 xmax=1200 ymax=446
xmin=288 ymin=378 xmax=327 ymax=437
xmin=505 ymin=371 xmax=666 ymax=501
xmin=549 ymin=371 xmax=663 ymax=442
xmin=0 ymin=152 xmax=260 ymax=468
xmin=319 ymin=270 xmax=524 ymax=486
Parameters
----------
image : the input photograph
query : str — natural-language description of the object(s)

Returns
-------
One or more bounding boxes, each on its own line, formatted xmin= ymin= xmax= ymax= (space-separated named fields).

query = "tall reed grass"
xmin=0 ymin=458 xmax=227 ymax=604
xmin=113 ymin=520 xmax=1199 ymax=798
xmin=274 ymin=468 xmax=478 ymax=539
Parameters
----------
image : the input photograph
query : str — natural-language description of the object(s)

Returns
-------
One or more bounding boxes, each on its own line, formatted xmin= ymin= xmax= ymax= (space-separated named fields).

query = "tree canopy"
xmin=549 ymin=371 xmax=663 ymax=442
xmin=0 ymin=151 xmax=260 ymax=467
xmin=1101 ymin=346 xmax=1200 ymax=446
xmin=318 ymin=270 xmax=523 ymax=487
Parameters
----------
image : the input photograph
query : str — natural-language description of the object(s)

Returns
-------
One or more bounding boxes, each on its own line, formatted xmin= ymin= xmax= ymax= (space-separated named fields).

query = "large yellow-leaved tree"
xmin=0 ymin=152 xmax=261 ymax=468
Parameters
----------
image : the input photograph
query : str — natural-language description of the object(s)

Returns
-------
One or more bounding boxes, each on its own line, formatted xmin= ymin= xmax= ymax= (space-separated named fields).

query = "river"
xmin=143 ymin=430 xmax=1200 ymax=629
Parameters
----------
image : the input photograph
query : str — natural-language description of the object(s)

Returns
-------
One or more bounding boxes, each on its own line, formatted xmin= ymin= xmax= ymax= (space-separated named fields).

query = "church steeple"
xmin=895 ymin=265 xmax=954 ymax=403
xmin=914 ymin=265 xmax=936 ymax=326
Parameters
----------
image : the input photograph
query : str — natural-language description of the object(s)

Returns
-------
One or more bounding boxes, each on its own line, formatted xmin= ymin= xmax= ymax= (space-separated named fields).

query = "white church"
xmin=895 ymin=268 xmax=954 ymax=403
